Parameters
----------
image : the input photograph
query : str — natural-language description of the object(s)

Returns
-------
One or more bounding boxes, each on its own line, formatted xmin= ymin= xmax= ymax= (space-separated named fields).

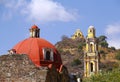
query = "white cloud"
xmin=1 ymin=0 xmax=77 ymax=22
xmin=106 ymin=23 xmax=120 ymax=35
xmin=0 ymin=0 xmax=26 ymax=20
xmin=107 ymin=40 xmax=120 ymax=49
xmin=22 ymin=0 xmax=76 ymax=22
xmin=105 ymin=22 xmax=120 ymax=49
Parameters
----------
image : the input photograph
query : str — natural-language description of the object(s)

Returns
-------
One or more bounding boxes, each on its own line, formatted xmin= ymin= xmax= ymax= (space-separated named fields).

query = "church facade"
xmin=71 ymin=29 xmax=84 ymax=39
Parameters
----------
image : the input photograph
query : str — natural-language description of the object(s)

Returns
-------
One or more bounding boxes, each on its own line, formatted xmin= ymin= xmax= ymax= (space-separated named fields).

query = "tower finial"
xmin=29 ymin=25 xmax=40 ymax=38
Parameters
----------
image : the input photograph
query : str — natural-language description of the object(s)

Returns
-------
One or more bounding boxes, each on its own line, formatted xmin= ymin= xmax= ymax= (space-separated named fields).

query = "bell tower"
xmin=84 ymin=26 xmax=99 ymax=77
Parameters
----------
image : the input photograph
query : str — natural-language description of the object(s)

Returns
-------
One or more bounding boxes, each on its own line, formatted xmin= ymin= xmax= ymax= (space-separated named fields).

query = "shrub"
xmin=83 ymin=68 xmax=120 ymax=82
xmin=110 ymin=46 xmax=116 ymax=51
xmin=100 ymin=61 xmax=119 ymax=72
xmin=99 ymin=50 xmax=105 ymax=54
xmin=115 ymin=51 xmax=120 ymax=60
xmin=71 ymin=59 xmax=81 ymax=67
xmin=99 ymin=41 xmax=108 ymax=48
xmin=78 ymin=43 xmax=83 ymax=50
xmin=99 ymin=50 xmax=106 ymax=59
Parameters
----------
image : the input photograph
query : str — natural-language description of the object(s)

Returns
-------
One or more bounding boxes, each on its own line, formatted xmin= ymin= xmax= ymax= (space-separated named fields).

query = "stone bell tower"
xmin=84 ymin=26 xmax=99 ymax=77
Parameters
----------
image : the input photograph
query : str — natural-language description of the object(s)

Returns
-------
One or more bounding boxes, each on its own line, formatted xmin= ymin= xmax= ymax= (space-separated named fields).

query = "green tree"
xmin=99 ymin=41 xmax=108 ymax=48
xmin=98 ymin=35 xmax=107 ymax=42
xmin=110 ymin=46 xmax=116 ymax=51
xmin=98 ymin=35 xmax=108 ymax=48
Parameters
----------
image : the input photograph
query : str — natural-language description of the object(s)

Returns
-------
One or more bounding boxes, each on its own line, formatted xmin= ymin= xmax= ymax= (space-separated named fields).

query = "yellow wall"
xmin=86 ymin=44 xmax=88 ymax=52
xmin=87 ymin=27 xmax=95 ymax=38
xmin=86 ymin=43 xmax=95 ymax=52
xmin=71 ymin=29 xmax=84 ymax=39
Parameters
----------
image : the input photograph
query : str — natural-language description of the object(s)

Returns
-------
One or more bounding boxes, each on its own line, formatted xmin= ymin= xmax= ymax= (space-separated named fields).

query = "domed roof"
xmin=12 ymin=25 xmax=62 ymax=69
xmin=31 ymin=25 xmax=38 ymax=29
xmin=88 ymin=25 xmax=95 ymax=29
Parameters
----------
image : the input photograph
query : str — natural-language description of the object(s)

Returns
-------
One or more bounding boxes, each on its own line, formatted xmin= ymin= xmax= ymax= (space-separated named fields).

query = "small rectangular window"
xmin=42 ymin=48 xmax=54 ymax=61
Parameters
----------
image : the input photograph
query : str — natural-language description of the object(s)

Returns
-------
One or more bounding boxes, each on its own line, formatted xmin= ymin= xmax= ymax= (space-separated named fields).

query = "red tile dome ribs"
xmin=13 ymin=25 xmax=62 ymax=70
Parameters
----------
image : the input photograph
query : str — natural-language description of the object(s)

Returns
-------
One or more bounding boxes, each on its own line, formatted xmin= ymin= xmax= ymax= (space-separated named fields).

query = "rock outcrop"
xmin=0 ymin=54 xmax=70 ymax=82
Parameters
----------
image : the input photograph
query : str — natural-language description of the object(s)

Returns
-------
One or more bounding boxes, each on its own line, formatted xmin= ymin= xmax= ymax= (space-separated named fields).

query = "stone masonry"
xmin=0 ymin=54 xmax=70 ymax=82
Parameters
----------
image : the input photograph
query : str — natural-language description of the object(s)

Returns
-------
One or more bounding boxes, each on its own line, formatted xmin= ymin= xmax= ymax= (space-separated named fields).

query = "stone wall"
xmin=0 ymin=54 xmax=71 ymax=82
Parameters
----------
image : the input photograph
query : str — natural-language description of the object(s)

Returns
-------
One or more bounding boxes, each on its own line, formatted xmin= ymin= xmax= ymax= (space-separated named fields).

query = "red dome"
xmin=31 ymin=25 xmax=38 ymax=29
xmin=13 ymin=38 xmax=62 ymax=69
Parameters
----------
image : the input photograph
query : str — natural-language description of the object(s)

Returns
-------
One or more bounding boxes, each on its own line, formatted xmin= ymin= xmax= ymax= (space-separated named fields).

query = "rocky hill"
xmin=55 ymin=35 xmax=120 ymax=76
xmin=55 ymin=36 xmax=86 ymax=77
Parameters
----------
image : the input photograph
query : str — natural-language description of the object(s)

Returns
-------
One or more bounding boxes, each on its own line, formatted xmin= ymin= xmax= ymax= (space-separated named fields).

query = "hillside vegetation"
xmin=55 ymin=35 xmax=120 ymax=78
xmin=55 ymin=35 xmax=85 ymax=76
xmin=83 ymin=68 xmax=120 ymax=82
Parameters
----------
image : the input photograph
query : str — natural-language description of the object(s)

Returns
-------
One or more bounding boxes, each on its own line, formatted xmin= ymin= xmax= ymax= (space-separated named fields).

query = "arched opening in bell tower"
xmin=90 ymin=62 xmax=93 ymax=72
xmin=78 ymin=33 xmax=81 ymax=36
xmin=90 ymin=44 xmax=93 ymax=52
xmin=90 ymin=29 xmax=92 ymax=32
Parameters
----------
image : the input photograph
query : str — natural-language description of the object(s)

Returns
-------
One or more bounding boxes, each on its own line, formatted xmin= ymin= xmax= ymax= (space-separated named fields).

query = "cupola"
xmin=29 ymin=25 xmax=40 ymax=38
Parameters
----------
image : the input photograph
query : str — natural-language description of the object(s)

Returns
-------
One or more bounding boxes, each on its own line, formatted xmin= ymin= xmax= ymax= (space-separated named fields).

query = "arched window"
xmin=78 ymin=33 xmax=81 ymax=36
xmin=90 ymin=44 xmax=93 ymax=52
xmin=90 ymin=63 xmax=93 ymax=72
xmin=35 ymin=30 xmax=37 ymax=37
xmin=46 ymin=51 xmax=50 ymax=60
xmin=43 ymin=48 xmax=54 ymax=61
xmin=90 ymin=29 xmax=92 ymax=32
xmin=75 ymin=35 xmax=77 ymax=37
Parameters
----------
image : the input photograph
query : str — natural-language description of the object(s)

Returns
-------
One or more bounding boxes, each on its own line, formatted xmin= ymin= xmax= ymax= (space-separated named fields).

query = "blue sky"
xmin=0 ymin=0 xmax=120 ymax=54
